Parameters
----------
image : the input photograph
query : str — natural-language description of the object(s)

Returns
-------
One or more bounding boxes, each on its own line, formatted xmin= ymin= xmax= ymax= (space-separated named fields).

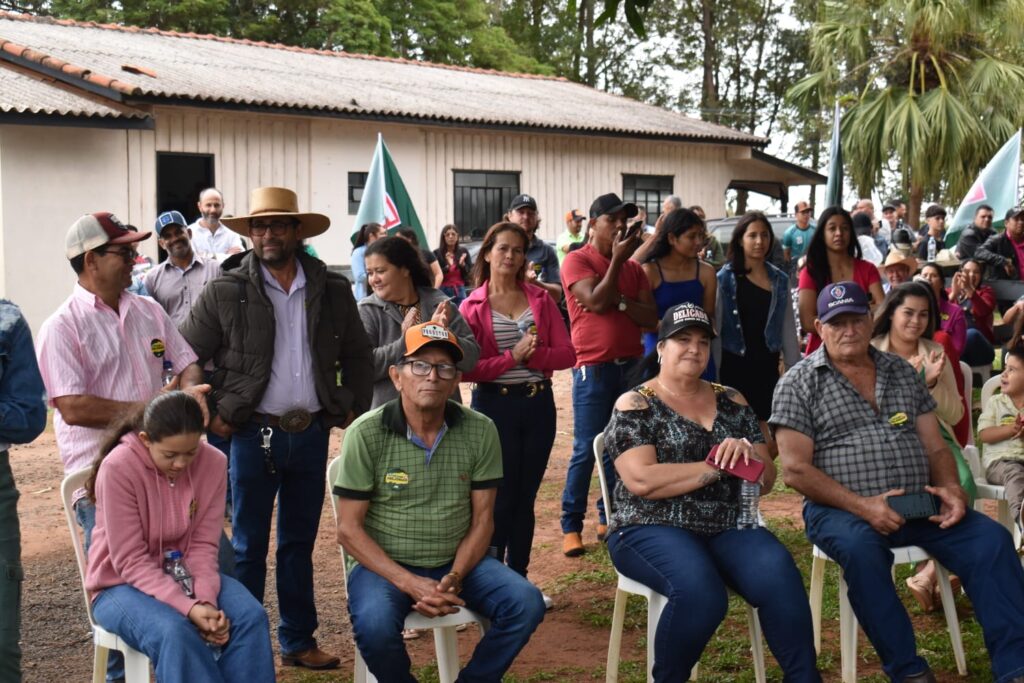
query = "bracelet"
xmin=444 ymin=571 xmax=462 ymax=593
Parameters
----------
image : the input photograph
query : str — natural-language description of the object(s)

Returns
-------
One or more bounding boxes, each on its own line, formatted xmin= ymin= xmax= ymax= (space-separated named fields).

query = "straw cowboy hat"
xmin=882 ymin=249 xmax=918 ymax=274
xmin=221 ymin=187 xmax=330 ymax=238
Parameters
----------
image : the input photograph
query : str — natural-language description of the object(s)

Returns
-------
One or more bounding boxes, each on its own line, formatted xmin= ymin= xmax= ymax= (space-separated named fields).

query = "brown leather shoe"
xmin=562 ymin=531 xmax=585 ymax=557
xmin=281 ymin=646 xmax=341 ymax=670
xmin=597 ymin=523 xmax=609 ymax=541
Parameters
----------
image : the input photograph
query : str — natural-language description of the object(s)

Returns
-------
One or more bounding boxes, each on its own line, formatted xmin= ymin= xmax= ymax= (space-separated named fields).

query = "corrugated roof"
xmin=0 ymin=12 xmax=763 ymax=145
xmin=0 ymin=59 xmax=149 ymax=119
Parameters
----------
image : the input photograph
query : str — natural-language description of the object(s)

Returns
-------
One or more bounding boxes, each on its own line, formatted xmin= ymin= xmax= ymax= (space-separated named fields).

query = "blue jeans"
xmin=804 ymin=502 xmax=1024 ymax=682
xmin=962 ymin=327 xmax=995 ymax=367
xmin=92 ymin=574 xmax=274 ymax=683
xmin=207 ymin=429 xmax=233 ymax=516
xmin=608 ymin=524 xmax=820 ymax=683
xmin=440 ymin=285 xmax=468 ymax=307
xmin=0 ymin=452 xmax=22 ymax=683
xmin=561 ymin=361 xmax=637 ymax=533
xmin=472 ymin=386 xmax=556 ymax=576
xmin=230 ymin=419 xmax=329 ymax=653
xmin=347 ymin=556 xmax=545 ymax=682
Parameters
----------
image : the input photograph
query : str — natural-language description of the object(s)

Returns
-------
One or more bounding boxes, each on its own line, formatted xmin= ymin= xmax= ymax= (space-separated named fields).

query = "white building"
xmin=0 ymin=11 xmax=822 ymax=331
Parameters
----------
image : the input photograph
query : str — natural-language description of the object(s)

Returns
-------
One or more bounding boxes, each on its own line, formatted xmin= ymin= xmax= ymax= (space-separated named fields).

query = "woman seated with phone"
xmin=602 ymin=302 xmax=820 ymax=682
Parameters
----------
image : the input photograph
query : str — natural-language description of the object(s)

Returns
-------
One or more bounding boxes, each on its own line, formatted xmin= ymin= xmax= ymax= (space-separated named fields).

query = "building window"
xmin=348 ymin=172 xmax=368 ymax=215
xmin=623 ymin=174 xmax=673 ymax=221
xmin=453 ymin=171 xmax=520 ymax=239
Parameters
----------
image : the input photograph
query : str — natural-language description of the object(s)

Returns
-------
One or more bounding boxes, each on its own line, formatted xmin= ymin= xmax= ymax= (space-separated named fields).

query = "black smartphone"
xmin=887 ymin=492 xmax=940 ymax=520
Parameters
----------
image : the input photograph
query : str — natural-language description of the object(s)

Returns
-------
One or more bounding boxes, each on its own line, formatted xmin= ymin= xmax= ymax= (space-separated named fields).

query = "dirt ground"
xmin=10 ymin=372 xmax=988 ymax=682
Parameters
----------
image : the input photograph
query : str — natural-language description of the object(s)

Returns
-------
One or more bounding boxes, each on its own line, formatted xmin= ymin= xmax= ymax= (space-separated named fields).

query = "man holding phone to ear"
xmin=771 ymin=281 xmax=1024 ymax=683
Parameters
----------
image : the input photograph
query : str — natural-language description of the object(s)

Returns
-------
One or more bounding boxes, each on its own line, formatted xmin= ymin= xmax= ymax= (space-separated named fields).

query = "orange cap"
xmin=403 ymin=322 xmax=464 ymax=362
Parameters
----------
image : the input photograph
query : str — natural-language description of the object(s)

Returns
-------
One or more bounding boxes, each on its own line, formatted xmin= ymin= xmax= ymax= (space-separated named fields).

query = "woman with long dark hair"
xmin=918 ymin=261 xmax=967 ymax=357
xmin=85 ymin=392 xmax=274 ymax=683
xmin=434 ymin=224 xmax=473 ymax=306
xmin=713 ymin=212 xmax=800 ymax=421
xmin=351 ymin=222 xmax=385 ymax=300
xmin=641 ymin=208 xmax=717 ymax=380
xmin=798 ymin=206 xmax=884 ymax=355
xmin=459 ymin=222 xmax=575 ymax=584
xmin=359 ymin=236 xmax=479 ymax=407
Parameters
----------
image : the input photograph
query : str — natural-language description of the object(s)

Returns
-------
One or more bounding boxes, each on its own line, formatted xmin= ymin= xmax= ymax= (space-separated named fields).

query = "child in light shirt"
xmin=977 ymin=347 xmax=1024 ymax=543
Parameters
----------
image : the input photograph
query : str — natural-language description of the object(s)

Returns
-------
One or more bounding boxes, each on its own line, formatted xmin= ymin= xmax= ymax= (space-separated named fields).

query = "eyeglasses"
xmin=400 ymin=359 xmax=458 ymax=380
xmin=250 ymin=220 xmax=297 ymax=236
xmin=97 ymin=247 xmax=137 ymax=263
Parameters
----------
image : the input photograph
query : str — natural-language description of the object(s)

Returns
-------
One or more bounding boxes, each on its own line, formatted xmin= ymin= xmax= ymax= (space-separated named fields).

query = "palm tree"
xmin=788 ymin=0 xmax=1024 ymax=226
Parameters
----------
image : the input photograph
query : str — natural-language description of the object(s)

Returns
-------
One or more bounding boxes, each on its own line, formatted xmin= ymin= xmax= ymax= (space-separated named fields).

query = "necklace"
xmin=656 ymin=378 xmax=703 ymax=401
xmin=396 ymin=298 xmax=420 ymax=318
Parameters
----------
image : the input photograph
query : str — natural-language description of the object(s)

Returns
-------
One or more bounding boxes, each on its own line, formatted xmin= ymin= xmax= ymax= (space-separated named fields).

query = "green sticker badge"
xmin=384 ymin=468 xmax=410 ymax=490
xmin=150 ymin=338 xmax=166 ymax=358
xmin=888 ymin=412 xmax=908 ymax=426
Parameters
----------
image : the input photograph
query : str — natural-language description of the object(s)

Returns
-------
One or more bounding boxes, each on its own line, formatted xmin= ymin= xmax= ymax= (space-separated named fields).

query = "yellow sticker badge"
xmin=889 ymin=412 xmax=908 ymax=426
xmin=189 ymin=499 xmax=198 ymax=519
xmin=384 ymin=468 xmax=410 ymax=490
xmin=1000 ymin=415 xmax=1018 ymax=426
xmin=150 ymin=338 xmax=166 ymax=358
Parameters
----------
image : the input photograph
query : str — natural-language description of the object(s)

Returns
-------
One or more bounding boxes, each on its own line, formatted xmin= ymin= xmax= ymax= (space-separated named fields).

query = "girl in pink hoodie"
xmin=85 ymin=392 xmax=273 ymax=683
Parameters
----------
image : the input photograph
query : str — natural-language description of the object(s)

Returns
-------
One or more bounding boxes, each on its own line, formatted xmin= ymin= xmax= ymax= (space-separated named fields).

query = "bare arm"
xmin=431 ymin=261 xmax=443 ymax=288
xmin=798 ymin=288 xmax=817 ymax=335
xmin=700 ymin=263 xmax=716 ymax=323
xmin=444 ymin=488 xmax=496 ymax=581
xmin=622 ymin=285 xmax=658 ymax=328
xmin=52 ymin=395 xmax=142 ymax=428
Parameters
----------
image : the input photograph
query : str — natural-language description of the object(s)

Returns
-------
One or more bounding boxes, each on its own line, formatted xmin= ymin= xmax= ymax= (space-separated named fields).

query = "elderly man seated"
xmin=771 ymin=282 xmax=1024 ymax=683
xmin=334 ymin=322 xmax=545 ymax=682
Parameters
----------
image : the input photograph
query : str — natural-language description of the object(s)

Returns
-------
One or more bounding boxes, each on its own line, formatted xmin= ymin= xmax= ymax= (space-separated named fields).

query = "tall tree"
xmin=788 ymin=0 xmax=1024 ymax=225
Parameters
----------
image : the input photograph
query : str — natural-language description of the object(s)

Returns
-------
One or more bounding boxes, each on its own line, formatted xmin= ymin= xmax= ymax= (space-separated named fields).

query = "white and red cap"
xmin=65 ymin=212 xmax=150 ymax=260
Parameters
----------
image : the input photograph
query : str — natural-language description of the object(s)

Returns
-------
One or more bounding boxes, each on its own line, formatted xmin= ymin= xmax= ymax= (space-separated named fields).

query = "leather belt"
xmin=252 ymin=409 xmax=320 ymax=433
xmin=474 ymin=380 xmax=551 ymax=398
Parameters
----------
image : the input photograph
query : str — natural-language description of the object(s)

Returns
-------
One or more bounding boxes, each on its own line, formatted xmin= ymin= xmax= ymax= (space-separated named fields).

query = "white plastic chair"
xmin=593 ymin=435 xmax=766 ymax=683
xmin=60 ymin=468 xmax=152 ymax=683
xmin=808 ymin=545 xmax=967 ymax=682
xmin=963 ymin=372 xmax=1020 ymax=545
xmin=326 ymin=456 xmax=488 ymax=683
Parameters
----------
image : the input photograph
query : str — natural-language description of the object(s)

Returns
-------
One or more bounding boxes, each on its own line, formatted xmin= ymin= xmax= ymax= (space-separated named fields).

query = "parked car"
xmin=705 ymin=214 xmax=798 ymax=270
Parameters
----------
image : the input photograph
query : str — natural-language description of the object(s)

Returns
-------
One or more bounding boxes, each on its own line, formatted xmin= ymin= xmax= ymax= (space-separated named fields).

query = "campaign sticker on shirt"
xmin=940 ymin=312 xmax=950 ymax=321
xmin=189 ymin=499 xmax=197 ymax=519
xmin=1000 ymin=415 xmax=1017 ymax=426
xmin=888 ymin=412 xmax=908 ymax=426
xmin=150 ymin=338 xmax=166 ymax=358
xmin=384 ymin=468 xmax=410 ymax=490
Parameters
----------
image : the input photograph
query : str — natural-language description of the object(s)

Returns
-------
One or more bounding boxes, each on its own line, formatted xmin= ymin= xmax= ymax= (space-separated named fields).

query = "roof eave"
xmin=0 ymin=110 xmax=154 ymax=129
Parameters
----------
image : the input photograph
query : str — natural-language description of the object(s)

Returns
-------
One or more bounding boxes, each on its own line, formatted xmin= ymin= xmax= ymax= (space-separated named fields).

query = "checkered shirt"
xmin=769 ymin=346 xmax=936 ymax=497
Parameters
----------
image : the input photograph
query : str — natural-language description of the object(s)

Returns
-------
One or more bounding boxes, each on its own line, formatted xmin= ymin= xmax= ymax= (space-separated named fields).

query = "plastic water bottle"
xmin=927 ymin=236 xmax=937 ymax=262
xmin=163 ymin=550 xmax=195 ymax=597
xmin=736 ymin=480 xmax=760 ymax=529
xmin=161 ymin=360 xmax=174 ymax=386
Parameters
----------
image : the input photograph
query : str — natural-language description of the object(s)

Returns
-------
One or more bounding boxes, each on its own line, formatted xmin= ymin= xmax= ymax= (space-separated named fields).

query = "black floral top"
xmin=603 ymin=383 xmax=765 ymax=536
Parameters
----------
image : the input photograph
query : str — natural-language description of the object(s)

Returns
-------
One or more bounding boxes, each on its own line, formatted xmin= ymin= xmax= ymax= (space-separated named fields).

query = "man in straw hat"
xmin=181 ymin=187 xmax=373 ymax=669
xmin=882 ymin=250 xmax=918 ymax=293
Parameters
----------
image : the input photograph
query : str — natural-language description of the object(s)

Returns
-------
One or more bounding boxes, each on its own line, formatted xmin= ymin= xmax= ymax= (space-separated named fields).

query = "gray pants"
xmin=986 ymin=458 xmax=1024 ymax=529
xmin=0 ymin=451 xmax=22 ymax=683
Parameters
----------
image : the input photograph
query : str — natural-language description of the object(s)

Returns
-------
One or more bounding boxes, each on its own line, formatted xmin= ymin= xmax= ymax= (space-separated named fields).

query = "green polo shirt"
xmin=334 ymin=399 xmax=503 ymax=568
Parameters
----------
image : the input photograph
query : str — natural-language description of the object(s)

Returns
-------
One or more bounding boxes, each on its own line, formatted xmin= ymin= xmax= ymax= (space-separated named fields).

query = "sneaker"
xmin=541 ymin=592 xmax=554 ymax=610
xmin=597 ymin=523 xmax=609 ymax=541
xmin=562 ymin=531 xmax=585 ymax=557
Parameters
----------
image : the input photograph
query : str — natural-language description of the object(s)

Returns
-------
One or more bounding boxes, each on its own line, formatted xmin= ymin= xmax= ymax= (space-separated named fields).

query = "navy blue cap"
xmin=816 ymin=281 xmax=870 ymax=323
xmin=154 ymin=210 xmax=188 ymax=236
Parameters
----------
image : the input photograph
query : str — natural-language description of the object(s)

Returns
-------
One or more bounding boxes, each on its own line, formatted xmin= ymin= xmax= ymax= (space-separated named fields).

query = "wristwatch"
xmin=618 ymin=296 xmax=628 ymax=312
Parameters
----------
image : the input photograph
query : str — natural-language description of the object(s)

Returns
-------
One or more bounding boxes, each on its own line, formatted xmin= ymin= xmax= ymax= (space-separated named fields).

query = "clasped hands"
xmin=403 ymin=573 xmax=465 ymax=618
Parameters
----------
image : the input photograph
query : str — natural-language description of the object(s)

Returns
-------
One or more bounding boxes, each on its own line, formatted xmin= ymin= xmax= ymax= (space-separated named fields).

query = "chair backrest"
xmin=592 ymin=434 xmax=612 ymax=513
xmin=959 ymin=360 xmax=974 ymax=447
xmin=981 ymin=372 xmax=1002 ymax=411
xmin=325 ymin=456 xmax=353 ymax=584
xmin=60 ymin=467 xmax=98 ymax=627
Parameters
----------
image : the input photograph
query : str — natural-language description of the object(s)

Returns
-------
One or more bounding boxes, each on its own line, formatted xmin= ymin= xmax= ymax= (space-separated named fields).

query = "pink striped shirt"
xmin=36 ymin=285 xmax=197 ymax=484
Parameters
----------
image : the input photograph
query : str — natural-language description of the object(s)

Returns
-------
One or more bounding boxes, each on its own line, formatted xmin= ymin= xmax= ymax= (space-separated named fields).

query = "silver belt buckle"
xmin=279 ymin=408 xmax=313 ymax=433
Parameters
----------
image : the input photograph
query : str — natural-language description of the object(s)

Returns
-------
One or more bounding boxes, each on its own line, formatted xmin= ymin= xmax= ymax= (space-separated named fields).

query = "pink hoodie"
xmin=459 ymin=281 xmax=576 ymax=382
xmin=85 ymin=432 xmax=227 ymax=616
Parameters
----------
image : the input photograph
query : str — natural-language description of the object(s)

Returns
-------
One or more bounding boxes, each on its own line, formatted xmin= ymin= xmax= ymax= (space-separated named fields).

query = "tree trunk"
xmin=572 ymin=0 xmax=586 ymax=80
xmin=908 ymin=183 xmax=923 ymax=230
xmin=700 ymin=0 xmax=718 ymax=123
xmin=736 ymin=189 xmax=749 ymax=214
xmin=584 ymin=0 xmax=596 ymax=86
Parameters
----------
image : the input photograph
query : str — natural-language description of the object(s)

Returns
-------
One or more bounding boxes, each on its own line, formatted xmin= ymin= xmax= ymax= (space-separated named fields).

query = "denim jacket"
xmin=713 ymin=263 xmax=800 ymax=372
xmin=0 ymin=300 xmax=47 ymax=449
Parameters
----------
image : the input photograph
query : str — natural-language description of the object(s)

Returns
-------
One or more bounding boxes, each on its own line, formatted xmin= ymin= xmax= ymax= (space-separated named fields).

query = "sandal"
xmin=906 ymin=574 xmax=936 ymax=612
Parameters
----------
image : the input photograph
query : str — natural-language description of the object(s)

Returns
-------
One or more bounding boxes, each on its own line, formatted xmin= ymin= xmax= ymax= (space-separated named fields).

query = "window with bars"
xmin=623 ymin=174 xmax=674 ymax=222
xmin=453 ymin=171 xmax=520 ymax=239
xmin=348 ymin=172 xmax=368 ymax=215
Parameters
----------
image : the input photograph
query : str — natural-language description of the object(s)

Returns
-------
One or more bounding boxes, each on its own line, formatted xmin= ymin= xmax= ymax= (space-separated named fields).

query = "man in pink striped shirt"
xmin=36 ymin=212 xmax=209 ymax=542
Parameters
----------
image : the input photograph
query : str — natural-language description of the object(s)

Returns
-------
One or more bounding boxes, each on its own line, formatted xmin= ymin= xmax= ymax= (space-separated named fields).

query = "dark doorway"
xmin=155 ymin=153 xmax=215 ymax=260
xmin=453 ymin=171 xmax=520 ymax=239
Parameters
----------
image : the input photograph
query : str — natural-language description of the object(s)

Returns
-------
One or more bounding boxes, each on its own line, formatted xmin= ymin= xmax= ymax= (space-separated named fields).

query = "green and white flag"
xmin=351 ymin=133 xmax=426 ymax=246
xmin=824 ymin=102 xmax=843 ymax=208
xmin=945 ymin=130 xmax=1021 ymax=247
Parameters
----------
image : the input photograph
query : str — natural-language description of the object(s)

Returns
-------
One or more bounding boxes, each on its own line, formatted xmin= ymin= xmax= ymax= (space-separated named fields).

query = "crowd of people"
xmin=2 ymin=184 xmax=1024 ymax=683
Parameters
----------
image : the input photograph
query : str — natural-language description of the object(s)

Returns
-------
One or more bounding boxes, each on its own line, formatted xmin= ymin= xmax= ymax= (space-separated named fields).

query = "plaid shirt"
xmin=769 ymin=346 xmax=936 ymax=497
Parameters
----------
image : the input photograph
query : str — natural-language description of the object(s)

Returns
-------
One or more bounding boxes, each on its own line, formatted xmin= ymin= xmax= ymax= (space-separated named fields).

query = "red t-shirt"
xmin=798 ymin=258 xmax=882 ymax=355
xmin=561 ymin=244 xmax=651 ymax=366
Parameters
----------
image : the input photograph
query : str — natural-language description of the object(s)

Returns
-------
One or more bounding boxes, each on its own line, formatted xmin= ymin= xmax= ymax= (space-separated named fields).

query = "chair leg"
xmin=92 ymin=645 xmax=109 ymax=683
xmin=121 ymin=647 xmax=151 ymax=683
xmin=648 ymin=593 xmax=666 ymax=683
xmin=809 ymin=554 xmax=826 ymax=655
xmin=746 ymin=605 xmax=767 ymax=683
xmin=353 ymin=647 xmax=372 ymax=683
xmin=606 ymin=589 xmax=628 ymax=683
xmin=934 ymin=565 xmax=967 ymax=675
xmin=838 ymin=575 xmax=857 ymax=683
xmin=434 ymin=626 xmax=460 ymax=683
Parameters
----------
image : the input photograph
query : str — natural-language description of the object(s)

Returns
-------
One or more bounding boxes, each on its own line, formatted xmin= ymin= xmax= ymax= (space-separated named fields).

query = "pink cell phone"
xmin=705 ymin=444 xmax=765 ymax=483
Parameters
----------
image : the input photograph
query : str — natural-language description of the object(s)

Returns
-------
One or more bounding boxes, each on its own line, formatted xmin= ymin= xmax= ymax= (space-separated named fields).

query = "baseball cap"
xmin=1006 ymin=206 xmax=1024 ymax=220
xmin=816 ymin=281 xmax=870 ymax=323
xmin=154 ymin=210 xmax=188 ymax=237
xmin=924 ymin=204 xmax=947 ymax=219
xmin=589 ymin=193 xmax=639 ymax=220
xmin=882 ymin=203 xmax=896 ymax=212
xmin=658 ymin=302 xmax=715 ymax=341
xmin=403 ymin=322 xmax=464 ymax=363
xmin=65 ymin=212 xmax=150 ymax=260
xmin=508 ymin=194 xmax=537 ymax=212
xmin=565 ymin=209 xmax=585 ymax=223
